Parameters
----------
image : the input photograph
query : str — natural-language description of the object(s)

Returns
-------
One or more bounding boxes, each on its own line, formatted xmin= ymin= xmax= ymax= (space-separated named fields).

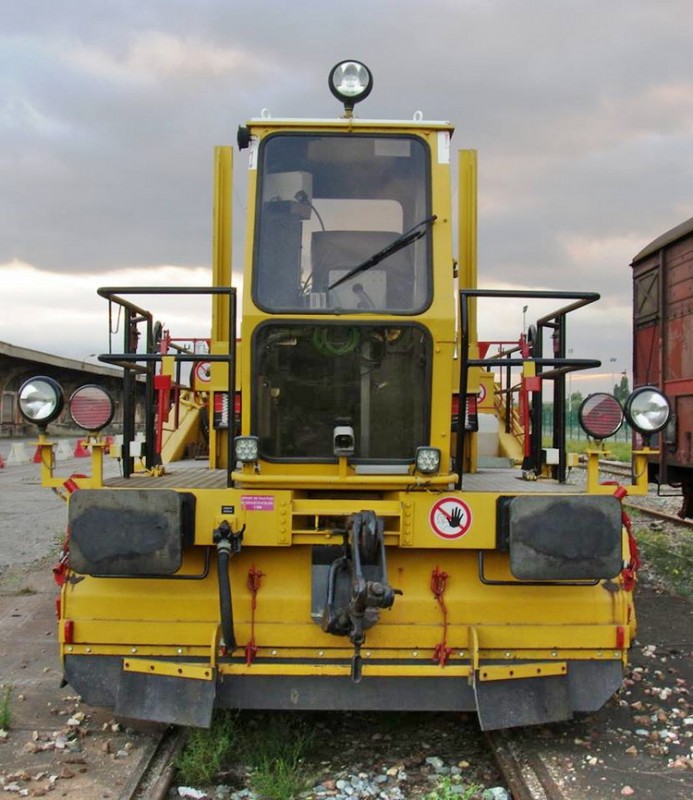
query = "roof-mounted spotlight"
xmin=328 ymin=60 xmax=373 ymax=117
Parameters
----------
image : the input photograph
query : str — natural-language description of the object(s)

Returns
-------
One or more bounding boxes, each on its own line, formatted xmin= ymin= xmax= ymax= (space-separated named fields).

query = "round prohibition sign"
xmin=429 ymin=497 xmax=473 ymax=540
xmin=193 ymin=361 xmax=212 ymax=385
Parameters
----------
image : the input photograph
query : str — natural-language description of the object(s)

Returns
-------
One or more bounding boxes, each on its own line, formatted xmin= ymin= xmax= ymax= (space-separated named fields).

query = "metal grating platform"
xmin=460 ymin=469 xmax=584 ymax=493
xmin=105 ymin=466 xmax=228 ymax=489
xmin=104 ymin=464 xmax=585 ymax=494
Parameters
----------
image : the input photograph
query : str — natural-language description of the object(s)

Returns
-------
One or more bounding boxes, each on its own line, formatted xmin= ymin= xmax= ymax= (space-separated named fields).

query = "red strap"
xmin=245 ymin=565 xmax=265 ymax=666
xmin=53 ymin=528 xmax=71 ymax=586
xmin=431 ymin=567 xmax=453 ymax=666
xmin=602 ymin=481 xmax=639 ymax=592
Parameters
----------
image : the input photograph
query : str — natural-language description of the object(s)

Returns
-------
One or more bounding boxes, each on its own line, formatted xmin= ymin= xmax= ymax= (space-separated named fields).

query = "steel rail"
xmin=118 ymin=726 xmax=187 ymax=800
xmin=625 ymin=501 xmax=693 ymax=530
xmin=486 ymin=730 xmax=568 ymax=800
xmin=573 ymin=461 xmax=693 ymax=529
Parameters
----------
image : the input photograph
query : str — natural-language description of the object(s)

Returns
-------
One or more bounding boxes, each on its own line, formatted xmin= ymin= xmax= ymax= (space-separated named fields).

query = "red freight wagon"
xmin=631 ymin=216 xmax=693 ymax=518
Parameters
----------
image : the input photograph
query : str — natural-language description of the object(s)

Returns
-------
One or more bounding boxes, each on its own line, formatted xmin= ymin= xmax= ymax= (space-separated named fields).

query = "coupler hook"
xmin=320 ymin=511 xmax=401 ymax=683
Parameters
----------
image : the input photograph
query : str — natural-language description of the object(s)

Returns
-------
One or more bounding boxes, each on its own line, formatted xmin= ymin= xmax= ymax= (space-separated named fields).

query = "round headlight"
xmin=624 ymin=386 xmax=670 ymax=435
xmin=578 ymin=393 xmax=624 ymax=440
xmin=18 ymin=377 xmax=65 ymax=426
xmin=69 ymin=385 xmax=115 ymax=431
xmin=328 ymin=60 xmax=373 ymax=109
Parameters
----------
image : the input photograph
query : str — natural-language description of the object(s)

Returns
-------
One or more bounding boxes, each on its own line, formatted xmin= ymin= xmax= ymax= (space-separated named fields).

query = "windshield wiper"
xmin=328 ymin=214 xmax=437 ymax=291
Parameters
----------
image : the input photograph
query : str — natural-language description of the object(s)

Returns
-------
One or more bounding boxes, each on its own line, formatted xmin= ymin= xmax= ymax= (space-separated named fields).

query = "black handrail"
xmin=457 ymin=289 xmax=601 ymax=488
xmin=96 ymin=286 xmax=237 ymax=485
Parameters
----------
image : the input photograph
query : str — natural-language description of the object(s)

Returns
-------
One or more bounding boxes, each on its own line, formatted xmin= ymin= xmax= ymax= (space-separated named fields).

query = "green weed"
xmin=424 ymin=774 xmax=484 ymax=799
xmin=0 ymin=684 xmax=13 ymax=729
xmin=633 ymin=519 xmax=693 ymax=600
xmin=174 ymin=712 xmax=315 ymax=798
xmin=243 ymin=714 xmax=315 ymax=800
xmin=174 ymin=712 xmax=238 ymax=786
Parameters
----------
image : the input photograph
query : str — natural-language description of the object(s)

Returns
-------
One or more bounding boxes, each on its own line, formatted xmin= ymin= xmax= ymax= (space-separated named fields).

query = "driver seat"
xmin=311 ymin=230 xmax=415 ymax=310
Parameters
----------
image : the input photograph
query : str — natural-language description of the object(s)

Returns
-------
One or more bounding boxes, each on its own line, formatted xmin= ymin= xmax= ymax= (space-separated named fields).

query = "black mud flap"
xmin=474 ymin=674 xmax=571 ymax=731
xmin=115 ymin=670 xmax=216 ymax=729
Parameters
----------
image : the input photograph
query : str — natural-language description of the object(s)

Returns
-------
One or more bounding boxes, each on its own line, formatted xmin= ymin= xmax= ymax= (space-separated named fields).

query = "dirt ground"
xmin=516 ymin=574 xmax=693 ymax=799
xmin=1 ymin=444 xmax=691 ymax=799
xmin=0 ymin=559 xmax=164 ymax=799
xmin=0 ymin=446 xmax=161 ymax=799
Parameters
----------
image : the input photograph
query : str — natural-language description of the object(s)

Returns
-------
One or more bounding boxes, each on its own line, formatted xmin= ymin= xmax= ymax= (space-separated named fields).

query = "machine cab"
xmin=246 ymin=131 xmax=436 ymax=466
xmin=237 ymin=63 xmax=455 ymax=474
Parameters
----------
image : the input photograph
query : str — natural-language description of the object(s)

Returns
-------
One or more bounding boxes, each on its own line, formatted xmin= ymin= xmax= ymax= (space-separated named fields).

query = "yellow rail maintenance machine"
xmin=20 ymin=61 xmax=671 ymax=730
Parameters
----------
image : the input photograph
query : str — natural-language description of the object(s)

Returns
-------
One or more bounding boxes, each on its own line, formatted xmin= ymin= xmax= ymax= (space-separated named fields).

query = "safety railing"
xmin=96 ymin=286 xmax=237 ymax=483
xmin=457 ymin=289 xmax=601 ymax=488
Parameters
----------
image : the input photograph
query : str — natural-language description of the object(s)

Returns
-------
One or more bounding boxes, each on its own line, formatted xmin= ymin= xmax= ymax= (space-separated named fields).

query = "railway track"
xmin=118 ymin=726 xmax=186 ymax=800
xmin=116 ymin=722 xmax=560 ymax=800
xmin=115 ymin=722 xmax=570 ymax=800
xmin=486 ymin=730 xmax=568 ymax=800
xmin=575 ymin=460 xmax=693 ymax=529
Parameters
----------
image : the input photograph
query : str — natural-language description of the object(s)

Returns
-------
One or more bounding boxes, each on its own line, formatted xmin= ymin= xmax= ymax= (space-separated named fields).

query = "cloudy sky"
xmin=2 ymin=0 xmax=692 ymax=392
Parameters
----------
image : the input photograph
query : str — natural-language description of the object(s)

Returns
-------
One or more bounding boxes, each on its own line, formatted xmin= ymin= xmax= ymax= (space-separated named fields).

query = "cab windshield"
xmin=253 ymin=133 xmax=431 ymax=314
xmin=253 ymin=323 xmax=431 ymax=461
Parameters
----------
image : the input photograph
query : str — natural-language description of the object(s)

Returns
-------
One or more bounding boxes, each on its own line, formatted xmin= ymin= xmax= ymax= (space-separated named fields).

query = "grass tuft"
xmin=174 ymin=712 xmax=315 ymax=798
xmin=0 ymin=684 xmax=13 ymax=729
xmin=634 ymin=520 xmax=693 ymax=599
xmin=424 ymin=775 xmax=484 ymax=799
xmin=243 ymin=714 xmax=315 ymax=800
xmin=174 ymin=712 xmax=238 ymax=786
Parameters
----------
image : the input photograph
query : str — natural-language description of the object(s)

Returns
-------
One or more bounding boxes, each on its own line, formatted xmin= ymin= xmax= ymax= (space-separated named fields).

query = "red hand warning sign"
xmin=429 ymin=497 xmax=473 ymax=540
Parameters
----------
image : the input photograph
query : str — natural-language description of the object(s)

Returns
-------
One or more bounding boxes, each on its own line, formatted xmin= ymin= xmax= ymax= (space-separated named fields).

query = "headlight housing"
xmin=578 ymin=393 xmax=624 ymax=440
xmin=328 ymin=60 xmax=373 ymax=113
xmin=415 ymin=446 xmax=441 ymax=475
xmin=18 ymin=377 xmax=65 ymax=427
xmin=69 ymin=385 xmax=115 ymax=432
xmin=234 ymin=435 xmax=259 ymax=464
xmin=624 ymin=387 xmax=671 ymax=436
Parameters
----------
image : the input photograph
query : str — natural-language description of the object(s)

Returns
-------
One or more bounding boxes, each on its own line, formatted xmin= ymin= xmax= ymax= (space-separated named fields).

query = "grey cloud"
xmin=1 ymin=0 xmax=691 ymax=343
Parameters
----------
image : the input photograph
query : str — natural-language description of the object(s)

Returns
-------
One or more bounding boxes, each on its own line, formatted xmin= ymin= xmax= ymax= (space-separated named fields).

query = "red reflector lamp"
xmin=213 ymin=392 xmax=241 ymax=431
xmin=465 ymin=394 xmax=479 ymax=432
xmin=451 ymin=393 xmax=479 ymax=431
xmin=213 ymin=392 xmax=229 ymax=429
xmin=69 ymin=385 xmax=115 ymax=432
xmin=578 ymin=393 xmax=624 ymax=440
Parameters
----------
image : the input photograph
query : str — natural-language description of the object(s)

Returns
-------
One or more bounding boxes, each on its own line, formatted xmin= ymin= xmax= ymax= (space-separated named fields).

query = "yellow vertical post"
xmin=89 ymin=437 xmax=105 ymax=488
xmin=211 ymin=146 xmax=233 ymax=470
xmin=212 ymin=146 xmax=233 ymax=343
xmin=458 ymin=150 xmax=478 ymax=341
xmin=37 ymin=433 xmax=56 ymax=485
xmin=458 ymin=150 xmax=478 ymax=472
